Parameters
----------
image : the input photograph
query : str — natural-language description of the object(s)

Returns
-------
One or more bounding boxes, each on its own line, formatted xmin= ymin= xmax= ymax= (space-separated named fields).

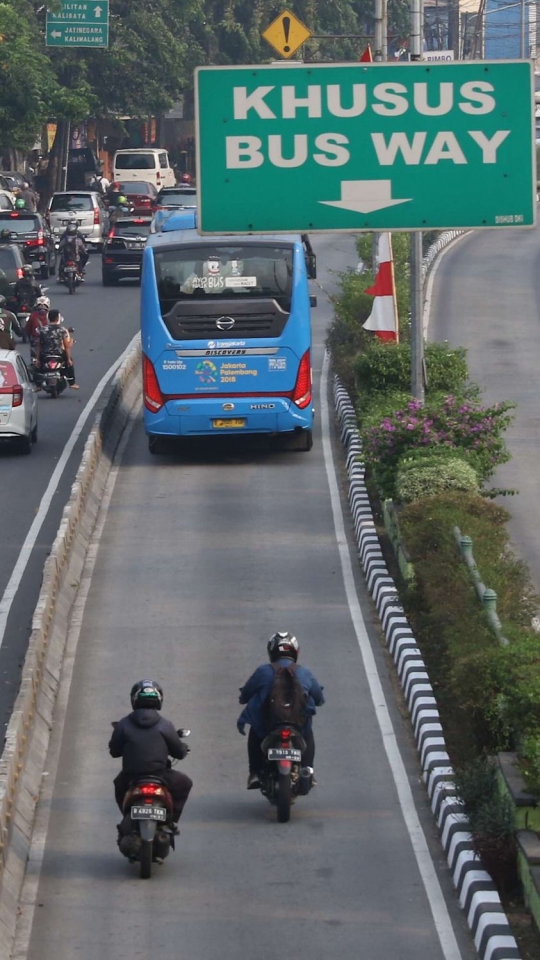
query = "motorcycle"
xmin=38 ymin=353 xmax=68 ymax=398
xmin=258 ymin=724 xmax=314 ymax=822
xmin=60 ymin=258 xmax=81 ymax=295
xmin=16 ymin=300 xmax=34 ymax=344
xmin=116 ymin=728 xmax=190 ymax=879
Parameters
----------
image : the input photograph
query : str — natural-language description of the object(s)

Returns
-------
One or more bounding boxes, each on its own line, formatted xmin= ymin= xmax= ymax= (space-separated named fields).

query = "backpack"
xmin=264 ymin=663 xmax=308 ymax=729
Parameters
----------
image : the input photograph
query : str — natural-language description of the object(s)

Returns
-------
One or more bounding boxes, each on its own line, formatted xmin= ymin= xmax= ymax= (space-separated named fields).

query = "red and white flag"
xmin=363 ymin=233 xmax=398 ymax=342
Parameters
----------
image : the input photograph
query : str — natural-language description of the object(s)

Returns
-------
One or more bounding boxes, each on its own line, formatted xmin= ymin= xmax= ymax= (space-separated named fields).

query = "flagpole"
xmin=410 ymin=0 xmax=425 ymax=402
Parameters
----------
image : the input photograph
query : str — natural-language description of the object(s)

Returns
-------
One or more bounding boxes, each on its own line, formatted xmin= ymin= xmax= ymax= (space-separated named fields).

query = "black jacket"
xmin=109 ymin=708 xmax=187 ymax=775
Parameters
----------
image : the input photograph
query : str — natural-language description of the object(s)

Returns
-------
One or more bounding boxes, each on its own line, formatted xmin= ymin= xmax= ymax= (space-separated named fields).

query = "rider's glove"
xmin=237 ymin=721 xmax=246 ymax=736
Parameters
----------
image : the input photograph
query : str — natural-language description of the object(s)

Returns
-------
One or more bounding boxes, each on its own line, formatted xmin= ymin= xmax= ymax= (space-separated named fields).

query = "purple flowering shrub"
xmin=362 ymin=395 xmax=515 ymax=500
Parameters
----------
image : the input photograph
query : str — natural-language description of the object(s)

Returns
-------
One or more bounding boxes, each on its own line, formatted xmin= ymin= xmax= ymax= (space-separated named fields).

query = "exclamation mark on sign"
xmin=282 ymin=15 xmax=291 ymax=52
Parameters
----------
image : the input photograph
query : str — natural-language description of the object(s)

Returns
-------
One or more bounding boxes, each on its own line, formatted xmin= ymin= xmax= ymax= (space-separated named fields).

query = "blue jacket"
xmin=238 ymin=659 xmax=325 ymax=739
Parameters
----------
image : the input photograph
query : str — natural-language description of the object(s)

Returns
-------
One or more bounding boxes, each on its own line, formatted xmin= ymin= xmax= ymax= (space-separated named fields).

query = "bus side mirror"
xmin=309 ymin=295 xmax=317 ymax=308
xmin=306 ymin=254 xmax=317 ymax=280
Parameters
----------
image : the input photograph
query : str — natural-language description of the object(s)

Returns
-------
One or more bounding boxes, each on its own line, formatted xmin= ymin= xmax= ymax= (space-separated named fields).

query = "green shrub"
xmin=396 ymin=459 xmax=478 ymax=503
xmin=354 ymin=340 xmax=470 ymax=398
xmin=399 ymin=493 xmax=539 ymax=763
xmin=361 ymin=395 xmax=514 ymax=500
xmin=455 ymin=759 xmax=517 ymax=893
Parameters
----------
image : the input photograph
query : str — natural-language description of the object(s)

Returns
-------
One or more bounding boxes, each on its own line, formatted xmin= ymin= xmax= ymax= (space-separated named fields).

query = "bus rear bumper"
xmin=144 ymin=396 xmax=313 ymax=437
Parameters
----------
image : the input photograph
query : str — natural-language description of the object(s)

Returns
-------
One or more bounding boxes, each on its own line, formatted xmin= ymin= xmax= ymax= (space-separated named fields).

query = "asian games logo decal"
xmin=195 ymin=359 xmax=217 ymax=384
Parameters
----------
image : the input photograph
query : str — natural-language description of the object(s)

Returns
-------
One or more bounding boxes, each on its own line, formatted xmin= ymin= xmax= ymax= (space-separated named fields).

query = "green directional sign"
xmin=195 ymin=61 xmax=535 ymax=233
xmin=46 ymin=0 xmax=109 ymax=47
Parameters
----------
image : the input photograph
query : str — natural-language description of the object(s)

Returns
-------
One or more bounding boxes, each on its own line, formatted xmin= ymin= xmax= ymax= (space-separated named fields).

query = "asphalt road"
xmin=18 ymin=234 xmax=475 ymax=960
xmin=428 ymin=225 xmax=540 ymax=596
xmin=0 ymin=255 xmax=140 ymax=732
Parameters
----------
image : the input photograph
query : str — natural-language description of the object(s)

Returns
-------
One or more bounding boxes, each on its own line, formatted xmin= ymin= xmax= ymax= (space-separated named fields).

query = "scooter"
xmin=258 ymin=724 xmax=314 ymax=822
xmin=60 ymin=258 xmax=81 ymax=295
xmin=38 ymin=353 xmax=69 ymax=398
xmin=116 ymin=728 xmax=190 ymax=879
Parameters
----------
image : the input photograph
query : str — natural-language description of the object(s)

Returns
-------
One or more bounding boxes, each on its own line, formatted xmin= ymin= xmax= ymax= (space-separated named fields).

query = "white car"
xmin=0 ymin=190 xmax=15 ymax=211
xmin=0 ymin=350 xmax=37 ymax=453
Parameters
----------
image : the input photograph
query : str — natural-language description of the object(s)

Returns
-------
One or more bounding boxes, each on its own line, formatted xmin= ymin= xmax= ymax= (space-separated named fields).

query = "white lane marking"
xmin=0 ymin=333 xmax=139 ymax=653
xmin=320 ymin=351 xmax=462 ymax=960
xmin=423 ymin=233 xmax=470 ymax=337
xmin=12 ymin=401 xmax=140 ymax=960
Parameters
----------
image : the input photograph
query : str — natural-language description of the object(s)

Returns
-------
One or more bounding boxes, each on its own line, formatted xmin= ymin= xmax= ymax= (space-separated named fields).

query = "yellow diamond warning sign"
xmin=262 ymin=9 xmax=311 ymax=59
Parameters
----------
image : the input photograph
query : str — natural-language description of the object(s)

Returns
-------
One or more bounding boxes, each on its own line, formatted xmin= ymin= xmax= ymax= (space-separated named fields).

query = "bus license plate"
xmin=267 ymin=748 xmax=302 ymax=762
xmin=213 ymin=419 xmax=246 ymax=429
xmin=131 ymin=805 xmax=166 ymax=821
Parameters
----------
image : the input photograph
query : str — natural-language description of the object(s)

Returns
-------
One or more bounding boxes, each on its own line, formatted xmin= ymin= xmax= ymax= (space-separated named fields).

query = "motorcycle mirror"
xmin=111 ymin=721 xmax=118 ymax=728
xmin=177 ymin=728 xmax=190 ymax=738
xmin=68 ymin=326 xmax=75 ymax=333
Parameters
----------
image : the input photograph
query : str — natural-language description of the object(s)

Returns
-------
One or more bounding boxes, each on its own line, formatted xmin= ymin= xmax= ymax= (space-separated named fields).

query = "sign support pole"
xmin=410 ymin=0 xmax=425 ymax=402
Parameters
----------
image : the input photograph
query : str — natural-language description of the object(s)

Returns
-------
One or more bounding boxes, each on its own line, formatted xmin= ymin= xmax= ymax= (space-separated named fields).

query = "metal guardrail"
xmin=454 ymin=525 xmax=509 ymax=647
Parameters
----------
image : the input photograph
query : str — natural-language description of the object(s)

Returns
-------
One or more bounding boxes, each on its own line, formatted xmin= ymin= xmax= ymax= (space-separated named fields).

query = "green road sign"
xmin=46 ymin=0 xmax=109 ymax=47
xmin=195 ymin=61 xmax=535 ymax=233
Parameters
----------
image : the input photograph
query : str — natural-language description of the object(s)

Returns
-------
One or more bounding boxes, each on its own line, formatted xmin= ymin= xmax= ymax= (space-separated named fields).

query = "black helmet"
xmin=66 ymin=222 xmax=78 ymax=235
xmin=130 ymin=679 xmax=163 ymax=710
xmin=0 ymin=295 xmax=6 ymax=308
xmin=0 ymin=229 xmax=11 ymax=242
xmin=267 ymin=631 xmax=299 ymax=662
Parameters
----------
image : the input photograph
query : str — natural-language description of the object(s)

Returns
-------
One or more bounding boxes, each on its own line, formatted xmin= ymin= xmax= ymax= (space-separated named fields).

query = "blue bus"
xmin=141 ymin=222 xmax=316 ymax=453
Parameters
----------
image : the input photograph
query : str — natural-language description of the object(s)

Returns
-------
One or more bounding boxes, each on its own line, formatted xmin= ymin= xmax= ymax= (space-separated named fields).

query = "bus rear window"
xmin=154 ymin=244 xmax=294 ymax=313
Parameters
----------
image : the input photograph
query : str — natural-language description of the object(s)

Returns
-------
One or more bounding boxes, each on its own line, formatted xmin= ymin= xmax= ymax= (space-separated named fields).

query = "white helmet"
xmin=36 ymin=296 xmax=50 ymax=310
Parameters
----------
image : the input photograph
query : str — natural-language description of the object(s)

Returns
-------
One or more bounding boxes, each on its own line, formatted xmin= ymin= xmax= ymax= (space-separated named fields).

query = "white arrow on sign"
xmin=320 ymin=180 xmax=411 ymax=214
xmin=95 ymin=5 xmax=102 ymax=16
xmin=51 ymin=29 xmax=62 ymax=37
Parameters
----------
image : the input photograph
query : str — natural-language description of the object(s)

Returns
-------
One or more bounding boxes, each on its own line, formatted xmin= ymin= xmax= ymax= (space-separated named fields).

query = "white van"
xmin=112 ymin=149 xmax=176 ymax=189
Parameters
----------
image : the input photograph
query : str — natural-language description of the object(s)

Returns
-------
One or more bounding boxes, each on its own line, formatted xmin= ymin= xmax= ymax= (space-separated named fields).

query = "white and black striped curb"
xmin=333 ymin=374 xmax=520 ymax=960
xmin=422 ymin=230 xmax=468 ymax=282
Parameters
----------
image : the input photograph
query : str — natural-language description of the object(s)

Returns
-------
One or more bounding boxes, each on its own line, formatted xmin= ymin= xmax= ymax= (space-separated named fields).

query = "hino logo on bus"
xmin=250 ymin=403 xmax=276 ymax=410
xmin=205 ymin=348 xmax=246 ymax=356
xmin=216 ymin=316 xmax=236 ymax=331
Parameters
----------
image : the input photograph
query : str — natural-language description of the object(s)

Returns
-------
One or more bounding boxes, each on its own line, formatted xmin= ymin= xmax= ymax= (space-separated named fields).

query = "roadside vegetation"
xmin=328 ymin=234 xmax=540 ymax=905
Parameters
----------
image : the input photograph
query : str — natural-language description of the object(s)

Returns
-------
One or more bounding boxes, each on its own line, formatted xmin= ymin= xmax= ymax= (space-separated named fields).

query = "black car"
xmin=102 ymin=217 xmax=152 ymax=285
xmin=0 ymin=212 xmax=57 ymax=278
xmin=0 ymin=242 xmax=26 ymax=298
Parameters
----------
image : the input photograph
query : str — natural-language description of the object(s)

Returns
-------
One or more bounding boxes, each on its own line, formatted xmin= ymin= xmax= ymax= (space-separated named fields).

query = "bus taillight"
xmin=143 ymin=354 xmax=165 ymax=412
xmin=292 ymin=350 xmax=312 ymax=409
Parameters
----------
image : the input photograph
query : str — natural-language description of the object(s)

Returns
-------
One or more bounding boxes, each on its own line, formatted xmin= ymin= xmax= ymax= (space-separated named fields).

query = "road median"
xmin=0 ymin=337 xmax=141 ymax=955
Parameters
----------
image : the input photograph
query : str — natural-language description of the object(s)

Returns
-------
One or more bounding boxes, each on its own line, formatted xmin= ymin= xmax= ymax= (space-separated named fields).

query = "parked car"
xmin=101 ymin=217 xmax=152 ymax=285
xmin=0 ymin=172 xmax=26 ymax=197
xmin=46 ymin=191 xmax=110 ymax=250
xmin=0 ymin=211 xmax=56 ymax=278
xmin=113 ymin=148 xmax=176 ymax=189
xmin=0 ymin=177 xmax=16 ymax=204
xmin=0 ymin=191 xmax=15 ymax=211
xmin=117 ymin=181 xmax=158 ymax=216
xmin=0 ymin=349 xmax=37 ymax=454
xmin=151 ymin=186 xmax=197 ymax=233
xmin=0 ymin=243 xmax=26 ymax=298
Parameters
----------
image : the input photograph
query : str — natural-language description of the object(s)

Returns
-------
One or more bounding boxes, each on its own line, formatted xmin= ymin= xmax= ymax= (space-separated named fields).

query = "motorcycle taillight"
xmin=139 ymin=784 xmax=164 ymax=796
xmin=280 ymin=729 xmax=292 ymax=740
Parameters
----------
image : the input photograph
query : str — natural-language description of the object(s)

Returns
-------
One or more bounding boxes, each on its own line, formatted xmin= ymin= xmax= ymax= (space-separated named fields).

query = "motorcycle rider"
xmin=109 ymin=680 xmax=193 ymax=831
xmin=13 ymin=264 xmax=42 ymax=310
xmin=0 ymin=228 xmax=13 ymax=244
xmin=35 ymin=308 xmax=79 ymax=389
xmin=25 ymin=296 xmax=50 ymax=363
xmin=237 ymin=632 xmax=325 ymax=789
xmin=0 ymin=295 xmax=20 ymax=349
xmin=19 ymin=181 xmax=37 ymax=212
xmin=58 ymin=223 xmax=88 ymax=280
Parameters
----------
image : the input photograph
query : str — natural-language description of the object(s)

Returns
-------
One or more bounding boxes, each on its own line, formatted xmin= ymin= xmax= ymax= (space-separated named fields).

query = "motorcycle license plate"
xmin=213 ymin=419 xmax=246 ymax=429
xmin=131 ymin=805 xmax=166 ymax=821
xmin=267 ymin=748 xmax=302 ymax=762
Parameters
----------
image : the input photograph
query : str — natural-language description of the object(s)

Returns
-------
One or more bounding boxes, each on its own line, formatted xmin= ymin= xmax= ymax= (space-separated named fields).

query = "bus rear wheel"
xmin=288 ymin=429 xmax=313 ymax=452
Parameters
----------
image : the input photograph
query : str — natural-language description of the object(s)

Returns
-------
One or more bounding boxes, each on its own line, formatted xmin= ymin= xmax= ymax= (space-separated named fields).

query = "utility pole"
xmin=372 ymin=0 xmax=386 ymax=273
xmin=410 ymin=0 xmax=425 ymax=401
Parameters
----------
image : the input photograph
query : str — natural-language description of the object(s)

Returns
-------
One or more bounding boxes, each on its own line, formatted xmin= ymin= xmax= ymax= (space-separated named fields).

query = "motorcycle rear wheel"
xmin=140 ymin=839 xmax=152 ymax=879
xmin=277 ymin=773 xmax=292 ymax=823
xmin=50 ymin=383 xmax=58 ymax=399
xmin=68 ymin=275 xmax=75 ymax=295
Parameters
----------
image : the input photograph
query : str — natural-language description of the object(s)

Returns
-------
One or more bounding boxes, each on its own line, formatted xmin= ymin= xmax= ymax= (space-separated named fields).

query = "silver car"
xmin=0 ymin=350 xmax=37 ymax=453
xmin=46 ymin=191 xmax=110 ymax=250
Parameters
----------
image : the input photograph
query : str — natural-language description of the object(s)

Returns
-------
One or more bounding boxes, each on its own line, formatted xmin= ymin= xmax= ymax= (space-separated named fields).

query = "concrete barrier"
xmin=0 ymin=337 xmax=141 ymax=954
